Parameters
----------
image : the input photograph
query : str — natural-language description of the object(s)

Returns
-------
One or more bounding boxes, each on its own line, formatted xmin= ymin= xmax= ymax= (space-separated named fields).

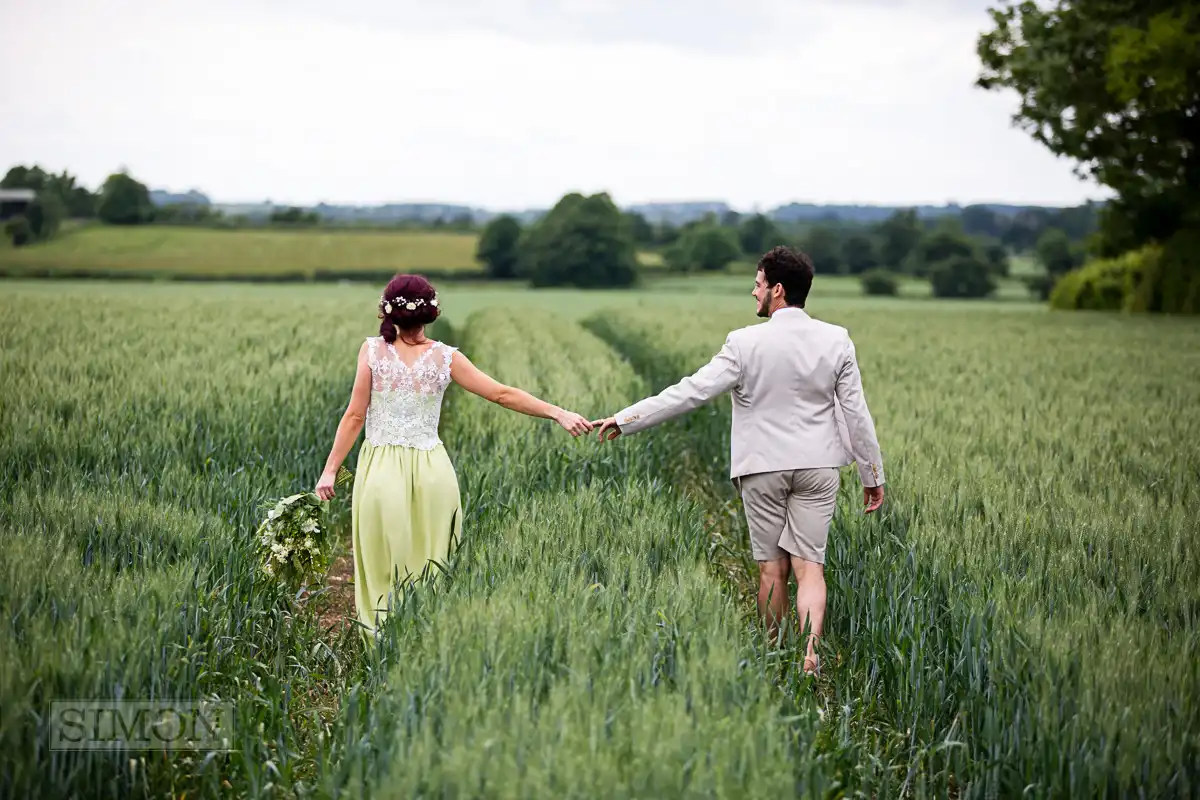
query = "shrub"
xmin=4 ymin=215 xmax=32 ymax=247
xmin=929 ymin=255 xmax=996 ymax=299
xmin=1048 ymin=245 xmax=1173 ymax=313
xmin=860 ymin=268 xmax=899 ymax=296
xmin=1129 ymin=230 xmax=1200 ymax=315
xmin=1049 ymin=260 xmax=1130 ymax=312
xmin=26 ymin=191 xmax=66 ymax=240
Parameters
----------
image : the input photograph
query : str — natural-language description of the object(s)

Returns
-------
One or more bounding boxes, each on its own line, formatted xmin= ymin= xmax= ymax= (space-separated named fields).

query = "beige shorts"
xmin=736 ymin=468 xmax=841 ymax=564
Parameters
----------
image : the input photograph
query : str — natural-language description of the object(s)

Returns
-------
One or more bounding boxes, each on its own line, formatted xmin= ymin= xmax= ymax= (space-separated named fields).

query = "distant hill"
xmin=156 ymin=189 xmax=1099 ymax=227
xmin=767 ymin=202 xmax=1092 ymax=224
xmin=150 ymin=189 xmax=211 ymax=207
xmin=314 ymin=202 xmax=487 ymax=224
xmin=770 ymin=202 xmax=958 ymax=223
xmin=625 ymin=201 xmax=733 ymax=226
xmin=207 ymin=201 xmax=492 ymax=223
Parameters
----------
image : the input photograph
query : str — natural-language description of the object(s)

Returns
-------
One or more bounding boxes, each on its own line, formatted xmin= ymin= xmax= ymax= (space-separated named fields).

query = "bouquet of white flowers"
xmin=255 ymin=466 xmax=353 ymax=591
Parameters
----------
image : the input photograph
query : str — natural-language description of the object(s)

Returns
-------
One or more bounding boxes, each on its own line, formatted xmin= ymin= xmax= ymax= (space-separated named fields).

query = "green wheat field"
xmin=1 ymin=277 xmax=1197 ymax=798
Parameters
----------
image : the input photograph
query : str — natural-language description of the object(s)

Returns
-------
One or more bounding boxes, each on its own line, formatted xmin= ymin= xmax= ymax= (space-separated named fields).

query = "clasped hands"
xmin=552 ymin=410 xmax=621 ymax=440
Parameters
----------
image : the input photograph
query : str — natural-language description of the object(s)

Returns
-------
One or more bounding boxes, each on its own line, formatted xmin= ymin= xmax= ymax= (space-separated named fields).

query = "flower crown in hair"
xmin=380 ymin=294 xmax=439 ymax=314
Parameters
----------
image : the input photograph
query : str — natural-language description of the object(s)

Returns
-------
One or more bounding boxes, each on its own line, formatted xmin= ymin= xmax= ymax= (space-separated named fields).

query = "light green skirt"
xmin=352 ymin=441 xmax=462 ymax=637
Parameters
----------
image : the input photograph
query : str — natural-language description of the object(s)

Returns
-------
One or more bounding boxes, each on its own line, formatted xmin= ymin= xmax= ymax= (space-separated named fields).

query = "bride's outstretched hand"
xmin=554 ymin=409 xmax=594 ymax=437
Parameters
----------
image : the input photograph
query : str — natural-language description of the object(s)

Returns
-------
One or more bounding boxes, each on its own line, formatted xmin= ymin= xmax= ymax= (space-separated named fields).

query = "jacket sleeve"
xmin=834 ymin=335 xmax=885 ymax=486
xmin=614 ymin=335 xmax=741 ymax=435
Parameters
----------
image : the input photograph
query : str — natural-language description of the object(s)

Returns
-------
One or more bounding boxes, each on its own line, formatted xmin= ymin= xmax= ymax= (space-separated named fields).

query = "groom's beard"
xmin=756 ymin=297 xmax=770 ymax=318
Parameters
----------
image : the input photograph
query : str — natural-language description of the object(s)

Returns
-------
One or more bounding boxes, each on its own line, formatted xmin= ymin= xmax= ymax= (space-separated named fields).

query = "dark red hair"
xmin=378 ymin=274 xmax=440 ymax=343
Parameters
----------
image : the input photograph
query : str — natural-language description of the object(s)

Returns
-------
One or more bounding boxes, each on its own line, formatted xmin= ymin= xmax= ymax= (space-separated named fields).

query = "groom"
xmin=592 ymin=246 xmax=885 ymax=674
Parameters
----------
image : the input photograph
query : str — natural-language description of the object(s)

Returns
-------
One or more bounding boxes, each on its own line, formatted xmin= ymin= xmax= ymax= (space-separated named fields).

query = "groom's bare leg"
xmin=790 ymin=556 xmax=826 ymax=666
xmin=757 ymin=557 xmax=790 ymax=637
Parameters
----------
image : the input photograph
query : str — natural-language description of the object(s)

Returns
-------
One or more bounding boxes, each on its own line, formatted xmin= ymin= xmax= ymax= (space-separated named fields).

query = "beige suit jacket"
xmin=614 ymin=307 xmax=885 ymax=486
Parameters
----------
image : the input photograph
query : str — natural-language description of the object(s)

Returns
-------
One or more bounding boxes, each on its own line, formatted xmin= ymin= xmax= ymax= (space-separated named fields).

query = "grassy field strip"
xmin=321 ymin=308 xmax=822 ymax=797
xmin=0 ymin=225 xmax=666 ymax=281
xmin=586 ymin=306 xmax=1200 ymax=796
xmin=0 ymin=226 xmax=484 ymax=276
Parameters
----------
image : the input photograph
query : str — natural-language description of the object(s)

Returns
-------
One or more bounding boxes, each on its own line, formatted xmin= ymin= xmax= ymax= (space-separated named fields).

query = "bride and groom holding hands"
xmin=315 ymin=245 xmax=885 ymax=674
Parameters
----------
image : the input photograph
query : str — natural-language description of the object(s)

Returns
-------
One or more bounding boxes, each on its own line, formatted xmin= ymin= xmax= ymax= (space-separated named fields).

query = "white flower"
xmin=405 ymin=302 xmax=416 ymax=311
xmin=263 ymin=563 xmax=274 ymax=576
xmin=384 ymin=302 xmax=393 ymax=314
xmin=430 ymin=298 xmax=439 ymax=307
xmin=303 ymin=536 xmax=315 ymax=549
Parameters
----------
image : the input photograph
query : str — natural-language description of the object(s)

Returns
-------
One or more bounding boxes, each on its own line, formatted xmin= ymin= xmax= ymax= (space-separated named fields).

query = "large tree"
xmin=876 ymin=209 xmax=923 ymax=270
xmin=622 ymin=211 xmax=655 ymax=246
xmin=3 ymin=165 xmax=97 ymax=219
xmin=476 ymin=215 xmax=523 ymax=279
xmin=519 ymin=192 xmax=639 ymax=288
xmin=841 ymin=233 xmax=879 ymax=275
xmin=976 ymin=1 xmax=1200 ymax=254
xmin=961 ymin=205 xmax=1005 ymax=239
xmin=801 ymin=225 xmax=844 ymax=274
xmin=737 ymin=213 xmax=785 ymax=257
xmin=97 ymin=171 xmax=154 ymax=225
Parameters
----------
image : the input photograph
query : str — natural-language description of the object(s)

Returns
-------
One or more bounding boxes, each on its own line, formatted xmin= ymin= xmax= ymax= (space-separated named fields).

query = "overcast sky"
xmin=0 ymin=0 xmax=1105 ymax=210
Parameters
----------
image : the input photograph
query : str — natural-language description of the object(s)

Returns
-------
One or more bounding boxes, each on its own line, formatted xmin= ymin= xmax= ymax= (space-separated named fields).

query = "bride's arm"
xmin=449 ymin=350 xmax=592 ymax=435
xmin=316 ymin=342 xmax=371 ymax=498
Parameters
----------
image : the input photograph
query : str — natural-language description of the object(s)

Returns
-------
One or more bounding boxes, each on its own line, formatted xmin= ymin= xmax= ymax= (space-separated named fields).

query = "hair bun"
xmin=377 ymin=274 xmax=440 ymax=343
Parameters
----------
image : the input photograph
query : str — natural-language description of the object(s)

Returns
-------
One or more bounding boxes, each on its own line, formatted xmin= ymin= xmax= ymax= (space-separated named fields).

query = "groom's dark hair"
xmin=757 ymin=246 xmax=814 ymax=307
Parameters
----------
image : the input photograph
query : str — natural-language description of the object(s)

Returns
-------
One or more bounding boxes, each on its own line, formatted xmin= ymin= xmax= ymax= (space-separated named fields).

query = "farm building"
xmin=0 ymin=188 xmax=36 ymax=221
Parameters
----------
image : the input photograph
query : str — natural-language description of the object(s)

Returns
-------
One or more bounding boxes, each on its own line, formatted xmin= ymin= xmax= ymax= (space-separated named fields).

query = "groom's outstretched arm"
xmin=612 ymin=334 xmax=741 ymax=435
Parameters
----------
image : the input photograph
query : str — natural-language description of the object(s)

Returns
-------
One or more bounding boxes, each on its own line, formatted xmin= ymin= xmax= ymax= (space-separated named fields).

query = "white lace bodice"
xmin=363 ymin=337 xmax=457 ymax=449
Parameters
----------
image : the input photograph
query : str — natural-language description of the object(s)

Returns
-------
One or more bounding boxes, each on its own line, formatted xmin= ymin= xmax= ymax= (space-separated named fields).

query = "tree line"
xmin=1 ymin=166 xmax=160 ymax=245
xmin=0 ymin=166 xmax=485 ymax=242
xmin=476 ymin=196 xmax=1096 ymax=297
xmin=1 ymin=155 xmax=1094 ymax=301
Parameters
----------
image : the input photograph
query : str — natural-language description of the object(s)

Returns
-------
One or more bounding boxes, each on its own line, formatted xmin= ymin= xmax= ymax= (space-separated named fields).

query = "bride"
xmin=314 ymin=274 xmax=592 ymax=637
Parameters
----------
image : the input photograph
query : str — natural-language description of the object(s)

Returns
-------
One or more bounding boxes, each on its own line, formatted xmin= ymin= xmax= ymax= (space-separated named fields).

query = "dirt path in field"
xmin=314 ymin=543 xmax=357 ymax=636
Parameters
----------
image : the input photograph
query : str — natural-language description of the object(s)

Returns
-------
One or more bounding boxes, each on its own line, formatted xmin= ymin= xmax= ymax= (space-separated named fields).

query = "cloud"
xmin=0 ymin=0 xmax=1103 ymax=209
xmin=235 ymin=0 xmax=810 ymax=55
xmin=234 ymin=0 xmax=1004 ymax=56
